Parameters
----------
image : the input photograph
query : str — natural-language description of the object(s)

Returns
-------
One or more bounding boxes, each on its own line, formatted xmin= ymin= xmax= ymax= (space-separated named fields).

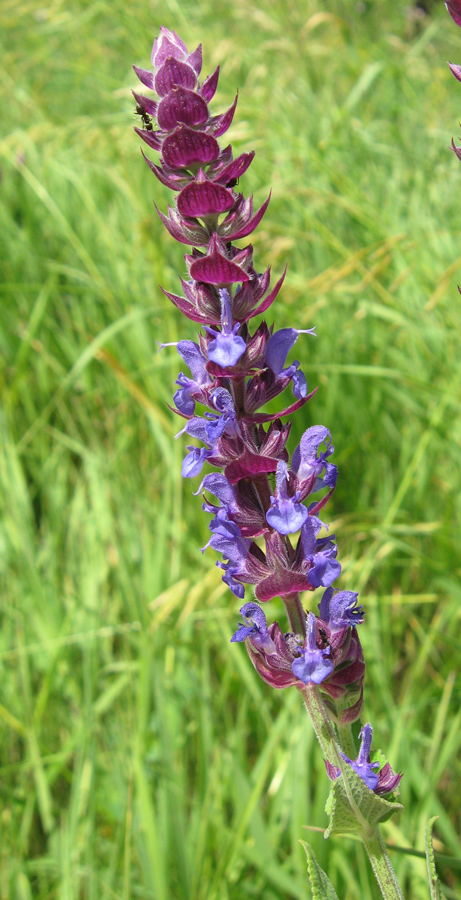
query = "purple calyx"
xmin=155 ymin=59 xmax=198 ymax=98
xmin=157 ymin=87 xmax=208 ymax=131
xmin=447 ymin=0 xmax=461 ymax=29
xmin=188 ymin=234 xmax=251 ymax=285
xmin=177 ymin=169 xmax=235 ymax=217
xmin=151 ymin=27 xmax=193 ymax=71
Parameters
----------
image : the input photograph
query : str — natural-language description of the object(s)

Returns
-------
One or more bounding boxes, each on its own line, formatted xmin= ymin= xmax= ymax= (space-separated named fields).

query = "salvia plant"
xmin=130 ymin=12 xmax=458 ymax=899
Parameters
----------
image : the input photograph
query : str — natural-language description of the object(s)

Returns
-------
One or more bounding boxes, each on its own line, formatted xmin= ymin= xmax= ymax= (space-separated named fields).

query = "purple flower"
xmin=300 ymin=518 xmax=341 ymax=588
xmin=220 ymin=564 xmax=246 ymax=598
xmin=325 ymin=724 xmax=402 ymax=795
xmin=265 ymin=327 xmax=315 ymax=399
xmin=203 ymin=507 xmax=241 ymax=548
xmin=318 ymin=587 xmax=364 ymax=632
xmin=204 ymin=288 xmax=246 ymax=367
xmin=174 ymin=344 xmax=210 ymax=413
xmin=194 ymin=473 xmax=238 ymax=512
xmin=176 ymin=416 xmax=216 ymax=477
xmin=231 ymin=602 xmax=276 ymax=654
xmin=292 ymin=425 xmax=338 ymax=491
xmin=173 ymin=376 xmax=198 ymax=416
xmin=342 ymin=723 xmax=380 ymax=790
xmin=132 ymin=29 xmax=377 ymax=760
xmin=308 ymin=546 xmax=341 ymax=588
xmin=205 ymin=388 xmax=238 ymax=439
xmin=202 ymin=509 xmax=251 ymax=596
xmin=182 ymin=446 xmax=213 ymax=478
xmin=177 ymin=393 xmax=237 ymax=476
xmin=182 ymin=388 xmax=238 ymax=446
xmin=158 ymin=339 xmax=211 ymax=415
xmin=266 ymin=460 xmax=308 ymax=534
xmin=232 ymin=605 xmax=365 ymax=709
xmin=291 ymin=612 xmax=334 ymax=685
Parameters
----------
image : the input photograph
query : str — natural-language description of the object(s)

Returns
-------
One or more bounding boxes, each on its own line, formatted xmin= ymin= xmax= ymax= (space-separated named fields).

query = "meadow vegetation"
xmin=0 ymin=0 xmax=460 ymax=897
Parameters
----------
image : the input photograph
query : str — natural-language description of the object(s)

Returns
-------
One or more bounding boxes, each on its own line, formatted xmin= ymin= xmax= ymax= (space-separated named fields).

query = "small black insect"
xmin=135 ymin=104 xmax=153 ymax=132
xmin=318 ymin=627 xmax=331 ymax=648
xmin=226 ymin=177 xmax=239 ymax=188
xmin=415 ymin=0 xmax=436 ymax=13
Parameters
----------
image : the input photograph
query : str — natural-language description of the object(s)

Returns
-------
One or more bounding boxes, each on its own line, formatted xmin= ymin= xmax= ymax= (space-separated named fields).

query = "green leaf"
xmin=370 ymin=748 xmax=389 ymax=770
xmin=300 ymin=841 xmax=340 ymax=900
xmin=325 ymin=766 xmax=403 ymax=839
xmin=425 ymin=817 xmax=442 ymax=900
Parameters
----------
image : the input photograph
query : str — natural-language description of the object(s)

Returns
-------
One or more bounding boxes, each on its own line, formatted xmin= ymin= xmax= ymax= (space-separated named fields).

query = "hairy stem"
xmin=300 ymin=682 xmax=339 ymax=764
xmin=338 ymin=721 xmax=357 ymax=758
xmin=231 ymin=373 xmax=246 ymax=416
xmin=363 ymin=830 xmax=406 ymax=900
xmin=283 ymin=592 xmax=306 ymax=638
xmin=301 ymin=684 xmax=367 ymax=828
xmin=252 ymin=473 xmax=272 ymax=514
xmin=300 ymin=685 xmax=406 ymax=899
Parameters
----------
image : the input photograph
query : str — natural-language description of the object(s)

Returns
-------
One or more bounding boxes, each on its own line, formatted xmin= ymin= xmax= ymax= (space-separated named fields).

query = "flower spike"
xmin=130 ymin=28 xmax=414 ymax=899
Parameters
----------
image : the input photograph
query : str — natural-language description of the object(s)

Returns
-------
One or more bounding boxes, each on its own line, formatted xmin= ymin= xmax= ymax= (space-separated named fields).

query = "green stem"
xmin=300 ymin=685 xmax=406 ymax=900
xmin=231 ymin=374 xmax=246 ymax=416
xmin=300 ymin=682 xmax=338 ymax=764
xmin=338 ymin=721 xmax=357 ymax=758
xmin=363 ymin=830 xmax=406 ymax=900
xmin=283 ymin=592 xmax=306 ymax=638
xmin=301 ymin=685 xmax=369 ymax=831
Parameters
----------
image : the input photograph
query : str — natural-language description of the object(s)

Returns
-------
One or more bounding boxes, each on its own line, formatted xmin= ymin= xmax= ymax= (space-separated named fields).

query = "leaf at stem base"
xmin=325 ymin=766 xmax=403 ymax=839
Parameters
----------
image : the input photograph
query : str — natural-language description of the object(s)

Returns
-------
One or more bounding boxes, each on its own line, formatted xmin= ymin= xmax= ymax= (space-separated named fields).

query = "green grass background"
xmin=1 ymin=0 xmax=461 ymax=897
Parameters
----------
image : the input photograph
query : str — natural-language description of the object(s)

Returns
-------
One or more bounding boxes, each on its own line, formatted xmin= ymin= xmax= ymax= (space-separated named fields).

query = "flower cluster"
xmin=133 ymin=27 xmax=400 ymax=795
xmin=231 ymin=591 xmax=365 ymax=725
